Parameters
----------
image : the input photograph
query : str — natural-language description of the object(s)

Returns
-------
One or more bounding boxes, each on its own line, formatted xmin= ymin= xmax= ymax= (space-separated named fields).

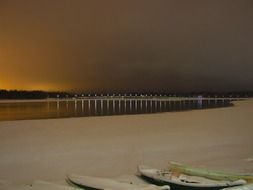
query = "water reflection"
xmin=0 ymin=99 xmax=232 ymax=121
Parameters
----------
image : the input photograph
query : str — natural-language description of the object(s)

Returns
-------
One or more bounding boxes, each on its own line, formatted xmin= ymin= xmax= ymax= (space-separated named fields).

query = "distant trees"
xmin=0 ymin=90 xmax=72 ymax=99
xmin=0 ymin=90 xmax=252 ymax=99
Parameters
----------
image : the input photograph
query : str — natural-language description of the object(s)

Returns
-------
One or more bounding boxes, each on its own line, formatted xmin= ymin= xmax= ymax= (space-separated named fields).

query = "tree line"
xmin=0 ymin=90 xmax=71 ymax=99
xmin=0 ymin=89 xmax=252 ymax=99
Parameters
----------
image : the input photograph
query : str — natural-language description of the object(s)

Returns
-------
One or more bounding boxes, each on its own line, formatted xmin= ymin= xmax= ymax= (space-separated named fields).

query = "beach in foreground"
xmin=0 ymin=100 xmax=253 ymax=186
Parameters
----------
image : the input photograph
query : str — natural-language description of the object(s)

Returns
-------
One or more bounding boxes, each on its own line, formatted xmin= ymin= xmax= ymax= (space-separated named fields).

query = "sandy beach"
xmin=0 ymin=99 xmax=253 ymax=186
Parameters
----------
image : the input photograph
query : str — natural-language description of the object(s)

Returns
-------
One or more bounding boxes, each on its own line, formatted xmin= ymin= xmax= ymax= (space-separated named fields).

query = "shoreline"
xmin=0 ymin=100 xmax=253 ymax=185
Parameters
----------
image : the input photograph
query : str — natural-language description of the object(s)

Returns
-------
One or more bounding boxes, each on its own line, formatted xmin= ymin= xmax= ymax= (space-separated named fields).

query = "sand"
xmin=0 ymin=99 xmax=253 ymax=186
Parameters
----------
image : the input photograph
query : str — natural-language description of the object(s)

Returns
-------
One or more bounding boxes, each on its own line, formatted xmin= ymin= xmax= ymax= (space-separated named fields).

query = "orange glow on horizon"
xmin=0 ymin=80 xmax=65 ymax=92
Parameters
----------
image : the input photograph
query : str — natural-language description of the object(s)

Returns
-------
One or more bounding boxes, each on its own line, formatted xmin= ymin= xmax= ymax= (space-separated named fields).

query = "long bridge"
xmin=0 ymin=96 xmax=250 ymax=117
xmin=0 ymin=96 xmax=248 ymax=103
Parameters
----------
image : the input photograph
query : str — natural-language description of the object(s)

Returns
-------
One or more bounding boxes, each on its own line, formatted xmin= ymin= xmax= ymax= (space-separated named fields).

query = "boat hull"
xmin=169 ymin=162 xmax=253 ymax=183
xmin=137 ymin=165 xmax=245 ymax=190
xmin=140 ymin=174 xmax=239 ymax=190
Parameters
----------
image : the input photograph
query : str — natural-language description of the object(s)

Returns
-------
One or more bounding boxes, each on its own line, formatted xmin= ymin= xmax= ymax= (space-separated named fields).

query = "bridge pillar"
xmin=101 ymin=100 xmax=103 ymax=114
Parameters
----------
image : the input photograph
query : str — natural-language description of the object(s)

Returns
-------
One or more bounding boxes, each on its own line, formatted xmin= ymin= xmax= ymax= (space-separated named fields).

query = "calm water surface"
xmin=0 ymin=99 xmax=232 ymax=121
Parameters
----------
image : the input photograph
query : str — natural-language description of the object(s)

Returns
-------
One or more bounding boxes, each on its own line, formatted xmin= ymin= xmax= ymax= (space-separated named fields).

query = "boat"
xmin=137 ymin=165 xmax=246 ymax=190
xmin=67 ymin=173 xmax=170 ymax=190
xmin=169 ymin=162 xmax=253 ymax=183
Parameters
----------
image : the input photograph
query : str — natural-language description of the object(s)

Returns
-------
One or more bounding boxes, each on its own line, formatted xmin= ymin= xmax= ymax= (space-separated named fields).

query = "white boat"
xmin=138 ymin=165 xmax=246 ymax=190
xmin=67 ymin=173 xmax=170 ymax=190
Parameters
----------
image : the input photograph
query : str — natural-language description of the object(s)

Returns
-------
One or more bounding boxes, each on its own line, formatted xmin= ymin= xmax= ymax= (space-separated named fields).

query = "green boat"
xmin=169 ymin=162 xmax=253 ymax=183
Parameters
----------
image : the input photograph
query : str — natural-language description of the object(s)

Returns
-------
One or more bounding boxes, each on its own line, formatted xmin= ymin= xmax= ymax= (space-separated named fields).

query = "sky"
xmin=0 ymin=0 xmax=253 ymax=92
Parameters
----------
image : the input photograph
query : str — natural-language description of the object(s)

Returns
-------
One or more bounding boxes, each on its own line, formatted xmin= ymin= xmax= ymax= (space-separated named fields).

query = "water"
xmin=0 ymin=99 xmax=232 ymax=121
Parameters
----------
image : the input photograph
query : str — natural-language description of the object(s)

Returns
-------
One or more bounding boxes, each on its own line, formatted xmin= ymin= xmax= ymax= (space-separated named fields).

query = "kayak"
xmin=169 ymin=162 xmax=253 ymax=183
xmin=67 ymin=173 xmax=170 ymax=190
xmin=138 ymin=165 xmax=246 ymax=190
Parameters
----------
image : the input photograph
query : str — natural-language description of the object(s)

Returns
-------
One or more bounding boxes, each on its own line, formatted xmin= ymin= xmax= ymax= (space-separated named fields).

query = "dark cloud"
xmin=0 ymin=0 xmax=253 ymax=92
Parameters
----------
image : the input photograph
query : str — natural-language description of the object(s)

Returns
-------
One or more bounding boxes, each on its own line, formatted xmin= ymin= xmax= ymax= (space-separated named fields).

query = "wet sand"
xmin=0 ymin=99 xmax=253 ymax=186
